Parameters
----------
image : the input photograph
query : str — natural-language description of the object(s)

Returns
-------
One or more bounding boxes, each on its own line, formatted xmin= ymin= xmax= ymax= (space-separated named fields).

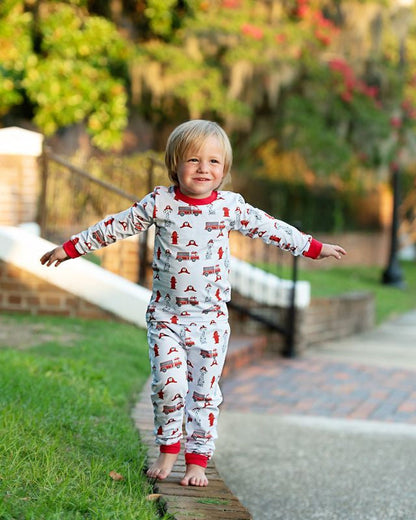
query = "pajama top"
xmin=63 ymin=185 xmax=322 ymax=324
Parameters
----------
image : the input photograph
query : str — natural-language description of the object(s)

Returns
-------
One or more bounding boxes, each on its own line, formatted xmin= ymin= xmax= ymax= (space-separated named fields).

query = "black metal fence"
xmin=38 ymin=147 xmax=167 ymax=285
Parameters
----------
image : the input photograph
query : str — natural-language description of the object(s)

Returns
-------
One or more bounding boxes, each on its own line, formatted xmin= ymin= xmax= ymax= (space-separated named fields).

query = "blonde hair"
xmin=165 ymin=120 xmax=233 ymax=188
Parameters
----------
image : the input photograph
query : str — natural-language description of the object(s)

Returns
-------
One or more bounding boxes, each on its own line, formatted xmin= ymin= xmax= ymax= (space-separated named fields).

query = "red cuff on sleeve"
xmin=303 ymin=238 xmax=323 ymax=259
xmin=185 ymin=452 xmax=209 ymax=468
xmin=160 ymin=441 xmax=181 ymax=454
xmin=63 ymin=240 xmax=82 ymax=259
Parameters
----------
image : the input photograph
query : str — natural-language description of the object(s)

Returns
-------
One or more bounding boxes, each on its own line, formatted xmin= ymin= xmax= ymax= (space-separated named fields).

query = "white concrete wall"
xmin=0 ymin=225 xmax=152 ymax=328
xmin=230 ymin=256 xmax=310 ymax=308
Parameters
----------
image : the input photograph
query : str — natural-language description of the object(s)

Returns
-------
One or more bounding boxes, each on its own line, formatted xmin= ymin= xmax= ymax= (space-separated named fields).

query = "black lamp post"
xmin=382 ymin=0 xmax=412 ymax=289
xmin=382 ymin=161 xmax=406 ymax=288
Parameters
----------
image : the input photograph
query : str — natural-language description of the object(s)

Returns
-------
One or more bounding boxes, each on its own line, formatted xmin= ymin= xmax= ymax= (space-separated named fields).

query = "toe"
xmin=180 ymin=476 xmax=189 ymax=486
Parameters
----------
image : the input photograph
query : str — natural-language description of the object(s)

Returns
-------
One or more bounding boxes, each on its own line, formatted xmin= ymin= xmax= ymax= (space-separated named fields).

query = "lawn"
xmin=0 ymin=314 xmax=169 ymax=520
xmin=261 ymin=260 xmax=416 ymax=324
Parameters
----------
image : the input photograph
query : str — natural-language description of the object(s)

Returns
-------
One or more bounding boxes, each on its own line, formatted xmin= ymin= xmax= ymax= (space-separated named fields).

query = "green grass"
xmin=0 ymin=314 xmax=168 ymax=520
xmin=260 ymin=260 xmax=416 ymax=324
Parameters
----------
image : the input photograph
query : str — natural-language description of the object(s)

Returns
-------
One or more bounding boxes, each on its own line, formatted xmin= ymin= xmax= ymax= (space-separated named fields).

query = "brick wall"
xmin=0 ymin=154 xmax=40 ymax=226
xmin=229 ymin=291 xmax=375 ymax=355
xmin=299 ymin=291 xmax=375 ymax=349
xmin=0 ymin=259 xmax=120 ymax=322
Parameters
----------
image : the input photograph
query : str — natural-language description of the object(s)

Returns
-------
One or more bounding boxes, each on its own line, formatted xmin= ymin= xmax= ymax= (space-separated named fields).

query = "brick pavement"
xmin=220 ymin=354 xmax=416 ymax=424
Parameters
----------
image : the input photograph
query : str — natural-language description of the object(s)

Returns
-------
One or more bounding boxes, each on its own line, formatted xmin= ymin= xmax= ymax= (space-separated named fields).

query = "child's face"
xmin=176 ymin=136 xmax=225 ymax=199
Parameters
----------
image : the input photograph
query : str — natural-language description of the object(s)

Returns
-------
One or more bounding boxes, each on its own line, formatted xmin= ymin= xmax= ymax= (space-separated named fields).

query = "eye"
xmin=188 ymin=158 xmax=198 ymax=163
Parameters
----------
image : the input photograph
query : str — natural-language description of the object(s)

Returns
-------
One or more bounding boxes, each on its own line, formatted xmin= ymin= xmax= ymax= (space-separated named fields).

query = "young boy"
xmin=40 ymin=120 xmax=346 ymax=487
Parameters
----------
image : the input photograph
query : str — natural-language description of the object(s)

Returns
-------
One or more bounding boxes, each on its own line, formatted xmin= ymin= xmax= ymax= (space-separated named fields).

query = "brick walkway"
xmin=220 ymin=355 xmax=416 ymax=424
xmin=134 ymin=325 xmax=416 ymax=519
xmin=132 ymin=337 xmax=260 ymax=520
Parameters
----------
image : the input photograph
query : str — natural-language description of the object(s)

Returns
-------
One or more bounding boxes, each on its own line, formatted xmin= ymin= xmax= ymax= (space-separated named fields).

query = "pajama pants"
xmin=147 ymin=320 xmax=230 ymax=461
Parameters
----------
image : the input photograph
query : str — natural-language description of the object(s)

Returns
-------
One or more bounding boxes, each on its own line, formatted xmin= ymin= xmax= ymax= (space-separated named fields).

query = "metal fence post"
xmin=37 ymin=142 xmax=49 ymax=237
xmin=283 ymin=253 xmax=298 ymax=358
xmin=138 ymin=157 xmax=154 ymax=286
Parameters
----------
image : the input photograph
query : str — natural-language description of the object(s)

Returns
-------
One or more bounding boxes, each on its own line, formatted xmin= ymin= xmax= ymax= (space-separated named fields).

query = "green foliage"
xmin=2 ymin=0 xmax=416 ymax=175
xmin=284 ymin=95 xmax=353 ymax=179
xmin=0 ymin=1 xmax=129 ymax=149
xmin=0 ymin=7 xmax=32 ymax=115
xmin=144 ymin=0 xmax=178 ymax=38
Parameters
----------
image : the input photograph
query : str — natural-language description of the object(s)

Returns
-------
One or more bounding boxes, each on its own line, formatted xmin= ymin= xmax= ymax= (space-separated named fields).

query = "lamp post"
xmin=382 ymin=0 xmax=413 ymax=288
xmin=382 ymin=161 xmax=406 ymax=287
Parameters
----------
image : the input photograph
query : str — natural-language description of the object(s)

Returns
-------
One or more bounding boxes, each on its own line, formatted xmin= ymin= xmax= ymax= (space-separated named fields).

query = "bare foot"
xmin=180 ymin=464 xmax=208 ymax=487
xmin=146 ymin=452 xmax=178 ymax=480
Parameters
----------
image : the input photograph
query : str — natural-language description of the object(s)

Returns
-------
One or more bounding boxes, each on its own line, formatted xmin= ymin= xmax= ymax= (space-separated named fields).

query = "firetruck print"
xmin=202 ymin=305 xmax=221 ymax=314
xmin=192 ymin=391 xmax=212 ymax=403
xmin=163 ymin=402 xmax=184 ymax=414
xmin=160 ymin=357 xmax=182 ymax=372
xmin=92 ymin=230 xmax=106 ymax=246
xmin=176 ymin=296 xmax=199 ymax=306
xmin=203 ymin=265 xmax=221 ymax=277
xmin=192 ymin=429 xmax=212 ymax=441
xmin=205 ymin=221 xmax=225 ymax=232
xmin=200 ymin=348 xmax=218 ymax=359
xmin=176 ymin=251 xmax=199 ymax=262
xmin=178 ymin=206 xmax=202 ymax=217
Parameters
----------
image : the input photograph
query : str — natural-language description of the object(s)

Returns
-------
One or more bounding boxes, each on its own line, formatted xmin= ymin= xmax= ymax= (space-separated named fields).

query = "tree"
xmin=130 ymin=0 xmax=416 ymax=186
xmin=1 ymin=0 xmax=416 ymax=189
xmin=0 ymin=0 xmax=129 ymax=149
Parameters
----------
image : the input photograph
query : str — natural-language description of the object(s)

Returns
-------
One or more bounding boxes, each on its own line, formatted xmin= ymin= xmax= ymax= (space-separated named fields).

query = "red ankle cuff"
xmin=160 ymin=441 xmax=181 ymax=454
xmin=185 ymin=452 xmax=208 ymax=468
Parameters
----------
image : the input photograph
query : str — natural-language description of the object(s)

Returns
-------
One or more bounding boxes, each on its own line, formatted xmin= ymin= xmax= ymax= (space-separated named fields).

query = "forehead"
xmin=184 ymin=135 xmax=225 ymax=156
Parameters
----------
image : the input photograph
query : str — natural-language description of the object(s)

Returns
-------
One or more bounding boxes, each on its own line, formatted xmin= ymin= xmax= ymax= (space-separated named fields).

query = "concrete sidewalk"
xmin=215 ymin=310 xmax=416 ymax=520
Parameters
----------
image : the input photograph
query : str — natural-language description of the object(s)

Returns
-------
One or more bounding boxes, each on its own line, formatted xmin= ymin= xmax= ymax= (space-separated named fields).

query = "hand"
xmin=40 ymin=246 xmax=69 ymax=267
xmin=318 ymin=243 xmax=347 ymax=260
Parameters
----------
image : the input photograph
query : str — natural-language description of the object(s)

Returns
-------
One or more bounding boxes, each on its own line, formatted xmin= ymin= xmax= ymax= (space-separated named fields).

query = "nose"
xmin=197 ymin=160 xmax=209 ymax=172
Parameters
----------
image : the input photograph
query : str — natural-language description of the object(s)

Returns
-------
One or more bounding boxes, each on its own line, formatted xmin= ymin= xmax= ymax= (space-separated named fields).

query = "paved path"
xmin=215 ymin=310 xmax=416 ymax=520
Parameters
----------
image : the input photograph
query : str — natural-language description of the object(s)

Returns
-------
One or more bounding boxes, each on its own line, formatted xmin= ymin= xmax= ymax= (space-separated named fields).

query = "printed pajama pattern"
xmin=66 ymin=185 xmax=321 ymax=459
xmin=148 ymin=320 xmax=230 ymax=458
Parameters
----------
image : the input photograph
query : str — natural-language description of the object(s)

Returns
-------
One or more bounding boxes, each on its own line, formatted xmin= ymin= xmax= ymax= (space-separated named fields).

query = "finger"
xmin=334 ymin=247 xmax=346 ymax=259
xmin=40 ymin=253 xmax=50 ymax=265
xmin=48 ymin=256 xmax=58 ymax=267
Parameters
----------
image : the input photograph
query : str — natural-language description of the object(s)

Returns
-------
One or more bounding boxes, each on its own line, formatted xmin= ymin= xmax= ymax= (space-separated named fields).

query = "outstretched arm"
xmin=40 ymin=246 xmax=69 ymax=267
xmin=317 ymin=243 xmax=347 ymax=260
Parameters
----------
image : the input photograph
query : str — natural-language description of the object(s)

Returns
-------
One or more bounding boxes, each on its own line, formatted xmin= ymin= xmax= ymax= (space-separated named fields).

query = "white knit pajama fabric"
xmin=147 ymin=320 xmax=229 ymax=457
xmin=68 ymin=185 xmax=317 ymax=459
